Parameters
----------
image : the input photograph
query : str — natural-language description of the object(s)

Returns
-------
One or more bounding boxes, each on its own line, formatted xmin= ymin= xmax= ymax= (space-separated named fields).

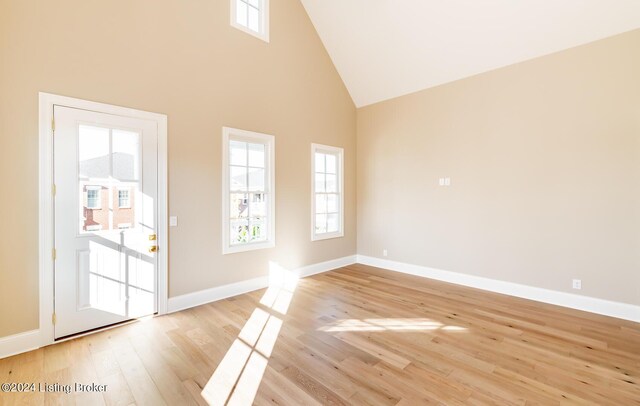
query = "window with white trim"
xmin=312 ymin=144 xmax=344 ymax=240
xmin=231 ymin=0 xmax=269 ymax=42
xmin=86 ymin=186 xmax=101 ymax=209
xmin=222 ymin=127 xmax=275 ymax=254
xmin=118 ymin=189 xmax=131 ymax=208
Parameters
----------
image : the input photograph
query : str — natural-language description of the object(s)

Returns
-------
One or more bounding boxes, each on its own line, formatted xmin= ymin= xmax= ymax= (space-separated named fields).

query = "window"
xmin=230 ymin=0 xmax=269 ymax=42
xmin=118 ymin=189 xmax=131 ymax=208
xmin=86 ymin=187 xmax=101 ymax=209
xmin=222 ymin=127 xmax=275 ymax=254
xmin=312 ymin=144 xmax=344 ymax=240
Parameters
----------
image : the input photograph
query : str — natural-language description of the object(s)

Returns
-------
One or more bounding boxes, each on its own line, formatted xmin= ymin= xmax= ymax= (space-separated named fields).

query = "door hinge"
xmin=52 ymin=313 xmax=57 ymax=325
xmin=51 ymin=117 xmax=55 ymax=132
xmin=52 ymin=184 xmax=56 ymax=197
xmin=52 ymin=248 xmax=56 ymax=260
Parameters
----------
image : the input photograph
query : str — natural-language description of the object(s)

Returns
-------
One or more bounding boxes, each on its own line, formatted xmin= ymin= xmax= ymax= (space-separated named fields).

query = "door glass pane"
xmin=112 ymin=129 xmax=140 ymax=181
xmin=81 ymin=184 xmax=107 ymax=233
xmin=112 ymin=183 xmax=137 ymax=231
xmin=81 ymin=184 xmax=140 ymax=233
xmin=79 ymin=125 xmax=110 ymax=179
xmin=118 ymin=189 xmax=131 ymax=208
xmin=86 ymin=187 xmax=102 ymax=209
xmin=78 ymin=125 xmax=141 ymax=234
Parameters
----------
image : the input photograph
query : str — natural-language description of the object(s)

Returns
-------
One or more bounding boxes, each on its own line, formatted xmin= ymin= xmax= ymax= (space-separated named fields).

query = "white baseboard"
xmin=7 ymin=252 xmax=632 ymax=360
xmin=296 ymin=255 xmax=357 ymax=278
xmin=167 ymin=255 xmax=357 ymax=313
xmin=356 ymin=255 xmax=640 ymax=323
xmin=168 ymin=275 xmax=270 ymax=314
xmin=0 ymin=329 xmax=42 ymax=359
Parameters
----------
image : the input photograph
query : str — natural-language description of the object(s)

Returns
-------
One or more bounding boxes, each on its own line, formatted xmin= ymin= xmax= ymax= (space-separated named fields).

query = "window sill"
xmin=230 ymin=21 xmax=270 ymax=43
xmin=223 ymin=240 xmax=275 ymax=255
xmin=312 ymin=231 xmax=344 ymax=242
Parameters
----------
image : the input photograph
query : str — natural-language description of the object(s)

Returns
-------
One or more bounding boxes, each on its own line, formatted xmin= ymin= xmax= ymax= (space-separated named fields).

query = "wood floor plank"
xmin=100 ymin=372 xmax=135 ymax=406
xmin=111 ymin=344 xmax=167 ymax=406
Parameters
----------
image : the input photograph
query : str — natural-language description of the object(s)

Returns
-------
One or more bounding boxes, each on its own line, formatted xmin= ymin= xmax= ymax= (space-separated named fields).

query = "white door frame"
xmin=38 ymin=92 xmax=169 ymax=345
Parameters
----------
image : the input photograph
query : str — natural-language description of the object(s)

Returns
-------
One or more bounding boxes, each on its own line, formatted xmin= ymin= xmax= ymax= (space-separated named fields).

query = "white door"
xmin=54 ymin=106 xmax=159 ymax=339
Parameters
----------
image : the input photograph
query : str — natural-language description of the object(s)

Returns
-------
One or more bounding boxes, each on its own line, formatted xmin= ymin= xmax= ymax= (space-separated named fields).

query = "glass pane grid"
xmin=78 ymin=125 xmax=141 ymax=234
xmin=229 ymin=139 xmax=268 ymax=246
xmin=240 ymin=0 xmax=260 ymax=10
xmin=314 ymin=151 xmax=340 ymax=236
xmin=237 ymin=0 xmax=261 ymax=33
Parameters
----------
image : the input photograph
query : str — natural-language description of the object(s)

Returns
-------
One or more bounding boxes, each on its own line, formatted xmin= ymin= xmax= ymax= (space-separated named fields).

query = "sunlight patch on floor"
xmin=201 ymin=262 xmax=297 ymax=405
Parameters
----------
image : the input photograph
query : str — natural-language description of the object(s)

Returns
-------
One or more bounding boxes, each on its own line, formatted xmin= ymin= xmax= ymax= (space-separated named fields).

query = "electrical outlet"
xmin=439 ymin=178 xmax=445 ymax=186
xmin=169 ymin=216 xmax=178 ymax=227
xmin=572 ymin=279 xmax=582 ymax=290
xmin=383 ymin=249 xmax=388 ymax=257
xmin=444 ymin=177 xmax=451 ymax=186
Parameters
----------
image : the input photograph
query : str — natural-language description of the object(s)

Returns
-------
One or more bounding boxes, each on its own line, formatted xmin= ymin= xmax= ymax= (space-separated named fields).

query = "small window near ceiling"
xmin=312 ymin=144 xmax=344 ymax=241
xmin=231 ymin=0 xmax=269 ymax=42
xmin=222 ymin=127 xmax=275 ymax=254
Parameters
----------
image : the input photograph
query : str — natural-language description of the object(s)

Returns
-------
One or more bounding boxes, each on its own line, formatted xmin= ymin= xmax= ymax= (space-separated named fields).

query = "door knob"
xmin=149 ymin=246 xmax=158 ymax=253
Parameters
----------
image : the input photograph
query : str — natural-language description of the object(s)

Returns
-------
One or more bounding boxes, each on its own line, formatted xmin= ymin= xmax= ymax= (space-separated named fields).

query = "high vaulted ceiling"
xmin=300 ymin=0 xmax=640 ymax=107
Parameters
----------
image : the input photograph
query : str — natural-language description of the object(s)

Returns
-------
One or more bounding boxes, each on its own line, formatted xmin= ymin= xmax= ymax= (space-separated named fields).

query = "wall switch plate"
xmin=383 ymin=249 xmax=388 ymax=257
xmin=572 ymin=279 xmax=582 ymax=290
xmin=444 ymin=177 xmax=451 ymax=186
xmin=439 ymin=178 xmax=445 ymax=186
xmin=169 ymin=216 xmax=178 ymax=227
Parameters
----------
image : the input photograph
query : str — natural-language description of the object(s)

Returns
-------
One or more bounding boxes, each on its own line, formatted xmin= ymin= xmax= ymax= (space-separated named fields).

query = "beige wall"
xmin=358 ymin=30 xmax=640 ymax=306
xmin=0 ymin=0 xmax=356 ymax=337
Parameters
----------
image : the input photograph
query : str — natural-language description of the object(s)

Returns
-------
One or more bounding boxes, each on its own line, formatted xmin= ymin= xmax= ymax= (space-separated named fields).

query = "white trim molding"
xmin=0 ymin=330 xmax=42 ymax=360
xmin=311 ymin=143 xmax=345 ymax=242
xmin=221 ymin=126 xmax=276 ymax=255
xmin=38 ymin=92 xmax=169 ymax=349
xmin=168 ymin=255 xmax=357 ymax=313
xmin=357 ymin=255 xmax=640 ymax=323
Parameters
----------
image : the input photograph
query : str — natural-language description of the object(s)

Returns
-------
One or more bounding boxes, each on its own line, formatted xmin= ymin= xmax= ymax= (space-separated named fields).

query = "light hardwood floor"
xmin=1 ymin=264 xmax=639 ymax=405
